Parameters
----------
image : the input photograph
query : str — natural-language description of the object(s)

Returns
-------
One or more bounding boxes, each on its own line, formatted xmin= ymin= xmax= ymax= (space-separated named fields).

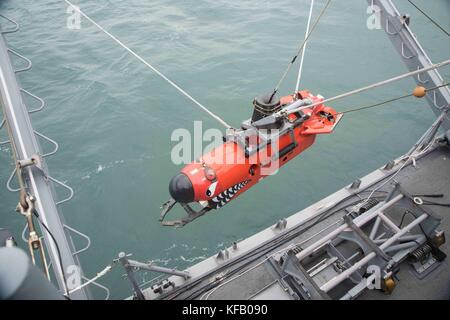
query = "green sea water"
xmin=0 ymin=0 xmax=449 ymax=299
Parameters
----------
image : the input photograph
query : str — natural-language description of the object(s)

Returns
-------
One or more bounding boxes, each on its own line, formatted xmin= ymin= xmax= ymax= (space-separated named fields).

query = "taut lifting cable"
xmin=295 ymin=0 xmax=315 ymax=93
xmin=277 ymin=59 xmax=450 ymax=117
xmin=64 ymin=0 xmax=232 ymax=129
xmin=270 ymin=0 xmax=332 ymax=102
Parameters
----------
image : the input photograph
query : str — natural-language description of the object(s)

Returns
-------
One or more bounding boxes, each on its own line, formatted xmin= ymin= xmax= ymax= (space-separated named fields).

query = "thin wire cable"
xmin=64 ymin=0 xmax=232 ymax=129
xmin=341 ymin=93 xmax=412 ymax=114
xmin=270 ymin=0 xmax=332 ymax=102
xmin=407 ymin=0 xmax=450 ymax=38
xmin=340 ymin=82 xmax=449 ymax=114
xmin=295 ymin=0 xmax=315 ymax=93
xmin=279 ymin=59 xmax=450 ymax=116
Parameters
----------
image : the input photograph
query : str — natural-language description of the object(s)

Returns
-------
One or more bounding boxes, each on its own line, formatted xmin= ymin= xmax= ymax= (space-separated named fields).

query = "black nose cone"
xmin=169 ymin=173 xmax=195 ymax=203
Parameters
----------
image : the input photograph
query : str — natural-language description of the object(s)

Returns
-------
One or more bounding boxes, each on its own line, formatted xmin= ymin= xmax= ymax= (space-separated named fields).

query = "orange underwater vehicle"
xmin=160 ymin=90 xmax=343 ymax=227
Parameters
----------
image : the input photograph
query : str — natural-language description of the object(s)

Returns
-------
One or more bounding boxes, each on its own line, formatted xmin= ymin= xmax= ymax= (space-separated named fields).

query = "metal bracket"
xmin=385 ymin=16 xmax=401 ymax=35
xmin=416 ymin=65 xmax=430 ymax=84
xmin=7 ymin=48 xmax=32 ymax=73
xmin=81 ymin=276 xmax=110 ymax=300
xmin=47 ymin=175 xmax=74 ymax=205
xmin=401 ymin=41 xmax=415 ymax=59
xmin=0 ymin=14 xmax=19 ymax=34
xmin=7 ymin=154 xmax=46 ymax=192
xmin=6 ymin=167 xmax=21 ymax=192
xmin=116 ymin=252 xmax=190 ymax=299
xmin=0 ymin=89 xmax=45 ymax=141
xmin=273 ymin=218 xmax=287 ymax=231
xmin=326 ymin=243 xmax=363 ymax=284
xmin=216 ymin=249 xmax=230 ymax=261
xmin=17 ymin=153 xmax=43 ymax=170
xmin=432 ymin=90 xmax=448 ymax=110
xmin=9 ymin=169 xmax=74 ymax=206
xmin=35 ymin=130 xmax=59 ymax=157
xmin=343 ymin=215 xmax=391 ymax=261
xmin=348 ymin=179 xmax=362 ymax=190
xmin=383 ymin=160 xmax=395 ymax=171
xmin=279 ymin=251 xmax=330 ymax=300
xmin=22 ymin=88 xmax=45 ymax=113
xmin=64 ymin=224 xmax=91 ymax=256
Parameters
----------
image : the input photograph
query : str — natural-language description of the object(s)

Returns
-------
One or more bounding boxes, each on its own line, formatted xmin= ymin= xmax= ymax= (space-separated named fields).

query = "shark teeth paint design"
xmin=210 ymin=180 xmax=251 ymax=209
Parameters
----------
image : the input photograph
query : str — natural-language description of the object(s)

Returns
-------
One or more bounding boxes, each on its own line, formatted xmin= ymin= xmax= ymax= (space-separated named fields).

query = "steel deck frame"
xmin=0 ymin=26 xmax=90 ymax=299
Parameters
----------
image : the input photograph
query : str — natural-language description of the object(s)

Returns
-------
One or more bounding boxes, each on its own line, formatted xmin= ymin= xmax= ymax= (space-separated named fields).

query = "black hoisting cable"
xmin=269 ymin=0 xmax=332 ymax=102
xmin=407 ymin=0 xmax=450 ymax=38
xmin=341 ymin=93 xmax=412 ymax=114
xmin=32 ymin=208 xmax=70 ymax=298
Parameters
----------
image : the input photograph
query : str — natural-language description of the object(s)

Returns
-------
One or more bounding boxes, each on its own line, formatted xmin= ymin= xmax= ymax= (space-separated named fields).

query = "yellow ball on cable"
xmin=413 ymin=86 xmax=427 ymax=98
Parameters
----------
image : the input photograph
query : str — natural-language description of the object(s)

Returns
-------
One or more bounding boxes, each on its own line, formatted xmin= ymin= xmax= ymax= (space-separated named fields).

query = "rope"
xmin=407 ymin=0 xmax=450 ymax=38
xmin=340 ymin=82 xmax=449 ymax=114
xmin=68 ymin=264 xmax=113 ymax=295
xmin=64 ymin=0 xmax=232 ymax=129
xmin=270 ymin=0 xmax=332 ymax=102
xmin=279 ymin=59 xmax=450 ymax=116
xmin=295 ymin=0 xmax=315 ymax=93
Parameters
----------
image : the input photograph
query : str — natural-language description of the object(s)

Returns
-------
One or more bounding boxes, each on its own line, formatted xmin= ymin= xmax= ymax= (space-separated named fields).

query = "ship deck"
xmin=140 ymin=139 xmax=450 ymax=300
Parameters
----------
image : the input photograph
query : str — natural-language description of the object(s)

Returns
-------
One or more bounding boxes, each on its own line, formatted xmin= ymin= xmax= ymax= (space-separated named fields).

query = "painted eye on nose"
xmin=206 ymin=181 xmax=218 ymax=197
